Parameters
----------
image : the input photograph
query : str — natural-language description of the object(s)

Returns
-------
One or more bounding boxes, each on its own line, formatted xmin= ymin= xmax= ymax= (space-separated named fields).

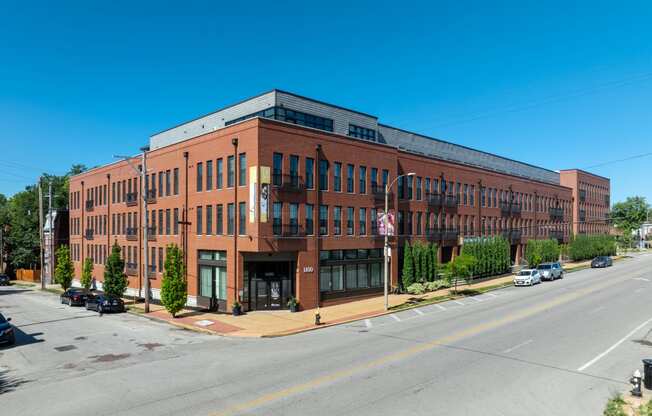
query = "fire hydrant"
xmin=315 ymin=308 xmax=321 ymax=326
xmin=630 ymin=369 xmax=642 ymax=397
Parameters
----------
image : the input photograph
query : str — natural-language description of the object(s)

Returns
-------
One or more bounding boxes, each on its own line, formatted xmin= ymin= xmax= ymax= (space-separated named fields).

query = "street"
xmin=2 ymin=254 xmax=652 ymax=416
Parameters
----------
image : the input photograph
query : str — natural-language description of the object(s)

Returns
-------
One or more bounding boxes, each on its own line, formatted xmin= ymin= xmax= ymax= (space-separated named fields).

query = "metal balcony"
xmin=501 ymin=229 xmax=522 ymax=243
xmin=272 ymin=223 xmax=306 ymax=237
xmin=500 ymin=201 xmax=522 ymax=217
xmin=272 ymin=174 xmax=305 ymax=193
xmin=147 ymin=265 xmax=157 ymax=277
xmin=147 ymin=226 xmax=156 ymax=241
xmin=125 ymin=192 xmax=138 ymax=207
xmin=125 ymin=262 xmax=138 ymax=276
xmin=549 ymin=207 xmax=564 ymax=221
xmin=425 ymin=192 xmax=443 ymax=207
xmin=85 ymin=200 xmax=94 ymax=211
xmin=444 ymin=194 xmax=459 ymax=209
xmin=126 ymin=227 xmax=138 ymax=241
xmin=426 ymin=228 xmax=459 ymax=242
xmin=549 ymin=229 xmax=565 ymax=242
xmin=146 ymin=189 xmax=156 ymax=204
xmin=84 ymin=229 xmax=94 ymax=240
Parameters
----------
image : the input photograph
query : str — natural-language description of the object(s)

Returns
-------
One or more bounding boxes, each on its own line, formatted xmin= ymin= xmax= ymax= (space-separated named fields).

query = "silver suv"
xmin=537 ymin=262 xmax=564 ymax=281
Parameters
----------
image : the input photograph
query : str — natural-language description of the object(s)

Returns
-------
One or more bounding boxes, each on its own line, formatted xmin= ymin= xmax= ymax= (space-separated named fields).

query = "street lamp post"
xmin=384 ymin=172 xmax=415 ymax=311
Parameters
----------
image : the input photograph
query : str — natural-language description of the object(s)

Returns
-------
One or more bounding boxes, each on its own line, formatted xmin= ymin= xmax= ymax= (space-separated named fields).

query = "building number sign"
xmin=303 ymin=266 xmax=314 ymax=273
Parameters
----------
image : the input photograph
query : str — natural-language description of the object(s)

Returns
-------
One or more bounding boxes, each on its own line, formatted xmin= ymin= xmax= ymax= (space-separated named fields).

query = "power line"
xmin=582 ymin=151 xmax=652 ymax=170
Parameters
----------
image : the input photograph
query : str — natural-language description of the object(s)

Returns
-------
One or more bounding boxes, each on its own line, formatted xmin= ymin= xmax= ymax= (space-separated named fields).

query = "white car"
xmin=514 ymin=269 xmax=542 ymax=286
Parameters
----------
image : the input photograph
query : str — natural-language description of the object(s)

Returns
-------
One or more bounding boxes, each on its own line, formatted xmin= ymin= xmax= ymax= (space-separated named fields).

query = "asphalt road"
xmin=2 ymin=253 xmax=652 ymax=416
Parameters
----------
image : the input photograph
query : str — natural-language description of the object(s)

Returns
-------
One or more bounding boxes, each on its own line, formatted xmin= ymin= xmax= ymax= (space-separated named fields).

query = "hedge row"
xmin=525 ymin=239 xmax=560 ymax=267
xmin=568 ymin=234 xmax=616 ymax=261
xmin=402 ymin=241 xmax=438 ymax=289
xmin=460 ymin=236 xmax=511 ymax=277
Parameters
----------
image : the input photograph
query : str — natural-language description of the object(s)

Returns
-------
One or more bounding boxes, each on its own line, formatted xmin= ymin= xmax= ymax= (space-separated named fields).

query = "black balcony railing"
xmin=125 ymin=262 xmax=138 ymax=276
xmin=84 ymin=229 xmax=94 ymax=240
xmin=85 ymin=200 xmax=94 ymax=211
xmin=500 ymin=201 xmax=522 ymax=216
xmin=425 ymin=192 xmax=443 ymax=207
xmin=125 ymin=192 xmax=138 ymax=206
xmin=579 ymin=210 xmax=586 ymax=222
xmin=147 ymin=226 xmax=156 ymax=241
xmin=579 ymin=189 xmax=586 ymax=203
xmin=272 ymin=174 xmax=305 ymax=192
xmin=272 ymin=223 xmax=306 ymax=237
xmin=444 ymin=194 xmax=459 ymax=208
xmin=549 ymin=229 xmax=564 ymax=241
xmin=549 ymin=207 xmax=564 ymax=221
xmin=146 ymin=189 xmax=157 ymax=203
xmin=126 ymin=227 xmax=138 ymax=241
xmin=426 ymin=228 xmax=459 ymax=241
xmin=501 ymin=229 xmax=522 ymax=243
xmin=147 ymin=265 xmax=157 ymax=276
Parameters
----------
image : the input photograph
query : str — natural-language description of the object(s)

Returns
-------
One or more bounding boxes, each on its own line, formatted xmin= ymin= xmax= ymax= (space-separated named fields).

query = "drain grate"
xmin=54 ymin=345 xmax=77 ymax=352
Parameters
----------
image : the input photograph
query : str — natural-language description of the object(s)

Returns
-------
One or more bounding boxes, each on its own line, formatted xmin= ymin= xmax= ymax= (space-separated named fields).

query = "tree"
xmin=54 ymin=245 xmax=74 ymax=290
xmin=447 ymin=254 xmax=477 ymax=293
xmin=611 ymin=196 xmax=649 ymax=235
xmin=81 ymin=258 xmax=93 ymax=290
xmin=103 ymin=244 xmax=127 ymax=297
xmin=401 ymin=242 xmax=415 ymax=289
xmin=161 ymin=244 xmax=187 ymax=318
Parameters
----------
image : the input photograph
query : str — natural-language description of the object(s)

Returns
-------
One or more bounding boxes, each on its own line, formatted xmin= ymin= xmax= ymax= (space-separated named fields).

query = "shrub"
xmin=402 ymin=242 xmax=415 ymax=289
xmin=425 ymin=280 xmax=449 ymax=292
xmin=81 ymin=257 xmax=93 ymax=290
xmin=603 ymin=395 xmax=626 ymax=416
xmin=103 ymin=244 xmax=127 ymax=298
xmin=161 ymin=244 xmax=187 ymax=318
xmin=460 ymin=236 xmax=510 ymax=277
xmin=402 ymin=241 xmax=440 ymax=288
xmin=406 ymin=283 xmax=426 ymax=295
xmin=54 ymin=245 xmax=74 ymax=290
xmin=568 ymin=234 xmax=616 ymax=261
xmin=525 ymin=239 xmax=560 ymax=268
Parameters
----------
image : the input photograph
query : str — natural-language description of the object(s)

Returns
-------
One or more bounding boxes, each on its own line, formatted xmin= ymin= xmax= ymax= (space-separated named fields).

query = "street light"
xmin=115 ymin=145 xmax=151 ymax=313
xmin=384 ymin=172 xmax=415 ymax=311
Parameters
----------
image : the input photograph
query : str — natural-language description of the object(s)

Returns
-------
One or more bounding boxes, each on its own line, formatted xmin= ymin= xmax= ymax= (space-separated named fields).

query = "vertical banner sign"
xmin=377 ymin=210 xmax=395 ymax=236
xmin=260 ymin=166 xmax=270 ymax=223
xmin=249 ymin=166 xmax=257 ymax=223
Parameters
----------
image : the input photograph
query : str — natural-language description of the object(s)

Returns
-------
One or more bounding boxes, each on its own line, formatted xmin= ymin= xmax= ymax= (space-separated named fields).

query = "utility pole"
xmin=0 ymin=225 xmax=4 ymax=275
xmin=38 ymin=178 xmax=45 ymax=290
xmin=48 ymin=180 xmax=53 ymax=285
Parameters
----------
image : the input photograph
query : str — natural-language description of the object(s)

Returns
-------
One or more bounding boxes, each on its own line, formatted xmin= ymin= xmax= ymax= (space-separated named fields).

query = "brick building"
xmin=68 ymin=90 xmax=610 ymax=312
xmin=559 ymin=169 xmax=611 ymax=235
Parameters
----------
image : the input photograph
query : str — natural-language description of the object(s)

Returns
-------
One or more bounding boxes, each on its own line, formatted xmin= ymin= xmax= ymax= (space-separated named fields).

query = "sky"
xmin=1 ymin=0 xmax=651 ymax=204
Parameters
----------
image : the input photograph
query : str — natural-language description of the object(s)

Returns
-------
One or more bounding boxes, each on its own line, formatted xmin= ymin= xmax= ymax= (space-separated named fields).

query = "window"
xmin=407 ymin=211 xmax=413 ymax=235
xmin=196 ymin=206 xmax=203 ymax=234
xmin=334 ymin=206 xmax=342 ymax=235
xmin=273 ymin=202 xmax=282 ymax=235
xmin=347 ymin=207 xmax=354 ymax=235
xmin=371 ymin=208 xmax=378 ymax=234
xmin=464 ymin=184 xmax=468 ymax=205
xmin=216 ymin=204 xmax=223 ymax=235
xmin=382 ymin=169 xmax=389 ymax=188
xmin=239 ymin=153 xmax=246 ymax=186
xmin=348 ymin=124 xmax=376 ymax=140
xmin=173 ymin=168 xmax=179 ymax=195
xmin=398 ymin=211 xmax=404 ymax=235
xmin=305 ymin=204 xmax=314 ymax=235
xmin=425 ymin=177 xmax=431 ymax=196
xmin=319 ymin=205 xmax=328 ymax=235
xmin=416 ymin=177 xmax=422 ymax=200
xmin=165 ymin=209 xmax=171 ymax=235
xmin=196 ymin=162 xmax=203 ymax=192
xmin=206 ymin=161 xmax=213 ymax=190
xmin=347 ymin=164 xmax=354 ymax=193
xmin=290 ymin=155 xmax=299 ymax=183
xmin=289 ymin=203 xmax=298 ymax=234
xmin=158 ymin=210 xmax=163 ymax=235
xmin=227 ymin=156 xmax=235 ymax=187
xmin=206 ymin=205 xmax=213 ymax=235
xmin=272 ymin=153 xmax=283 ymax=186
xmin=319 ymin=159 xmax=328 ymax=191
xmin=305 ymin=157 xmax=314 ymax=189
xmin=359 ymin=166 xmax=366 ymax=194
xmin=239 ymin=202 xmax=246 ymax=235
xmin=416 ymin=212 xmax=422 ymax=235
xmin=173 ymin=208 xmax=179 ymax=234
xmin=398 ymin=176 xmax=404 ymax=198
xmin=216 ymin=159 xmax=223 ymax=189
xmin=334 ymin=162 xmax=342 ymax=192
xmin=359 ymin=208 xmax=366 ymax=235
xmin=227 ymin=203 xmax=235 ymax=235
xmin=371 ymin=168 xmax=378 ymax=191
xmin=165 ymin=170 xmax=171 ymax=196
xmin=225 ymin=106 xmax=333 ymax=132
xmin=158 ymin=174 xmax=163 ymax=198
xmin=158 ymin=247 xmax=163 ymax=273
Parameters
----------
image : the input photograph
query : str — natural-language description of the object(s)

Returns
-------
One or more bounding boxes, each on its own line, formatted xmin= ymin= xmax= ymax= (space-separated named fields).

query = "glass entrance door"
xmin=254 ymin=279 xmax=283 ymax=310
xmin=197 ymin=264 xmax=227 ymax=311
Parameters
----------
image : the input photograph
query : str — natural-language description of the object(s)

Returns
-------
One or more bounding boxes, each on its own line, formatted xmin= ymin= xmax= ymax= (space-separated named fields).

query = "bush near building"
xmin=161 ymin=244 xmax=187 ymax=318
xmin=568 ymin=234 xmax=616 ymax=261
xmin=460 ymin=236 xmax=511 ymax=277
xmin=524 ymin=239 xmax=560 ymax=268
xmin=81 ymin=258 xmax=93 ymax=290
xmin=54 ymin=245 xmax=74 ymax=290
xmin=103 ymin=244 xmax=128 ymax=298
xmin=401 ymin=241 xmax=438 ymax=289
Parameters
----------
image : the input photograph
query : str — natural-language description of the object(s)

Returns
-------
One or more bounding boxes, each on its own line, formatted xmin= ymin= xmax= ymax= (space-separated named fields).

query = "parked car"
xmin=0 ymin=274 xmax=10 ymax=286
xmin=60 ymin=288 xmax=92 ymax=306
xmin=85 ymin=294 xmax=125 ymax=313
xmin=591 ymin=256 xmax=613 ymax=268
xmin=537 ymin=262 xmax=564 ymax=281
xmin=0 ymin=312 xmax=15 ymax=346
xmin=514 ymin=269 xmax=542 ymax=286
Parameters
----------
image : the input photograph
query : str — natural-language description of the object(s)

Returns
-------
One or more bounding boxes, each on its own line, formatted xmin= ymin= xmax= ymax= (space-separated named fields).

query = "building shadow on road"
xmin=0 ymin=369 xmax=30 ymax=395
xmin=1 ymin=327 xmax=44 ymax=350
xmin=0 ymin=289 xmax=33 ymax=296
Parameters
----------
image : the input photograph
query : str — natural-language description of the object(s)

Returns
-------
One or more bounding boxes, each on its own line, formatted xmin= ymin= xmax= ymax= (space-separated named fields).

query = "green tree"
xmin=447 ymin=254 xmax=477 ymax=293
xmin=611 ymin=196 xmax=649 ymax=234
xmin=54 ymin=245 xmax=74 ymax=290
xmin=103 ymin=244 xmax=127 ymax=297
xmin=81 ymin=257 xmax=93 ymax=290
xmin=161 ymin=244 xmax=187 ymax=318
xmin=401 ymin=242 xmax=415 ymax=289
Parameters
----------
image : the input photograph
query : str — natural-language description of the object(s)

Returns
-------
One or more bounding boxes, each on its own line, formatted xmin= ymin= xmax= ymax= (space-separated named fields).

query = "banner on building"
xmin=249 ymin=166 xmax=257 ymax=223
xmin=377 ymin=210 xmax=395 ymax=236
xmin=260 ymin=166 xmax=270 ymax=223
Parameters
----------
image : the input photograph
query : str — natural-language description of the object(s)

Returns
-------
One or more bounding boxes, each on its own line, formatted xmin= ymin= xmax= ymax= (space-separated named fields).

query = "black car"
xmin=591 ymin=256 xmax=613 ymax=268
xmin=0 ymin=274 xmax=10 ymax=286
xmin=60 ymin=288 xmax=92 ymax=306
xmin=0 ymin=313 xmax=15 ymax=346
xmin=85 ymin=294 xmax=124 ymax=313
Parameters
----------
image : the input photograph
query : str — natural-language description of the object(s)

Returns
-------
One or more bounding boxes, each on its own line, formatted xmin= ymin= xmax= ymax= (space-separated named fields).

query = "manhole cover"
xmin=54 ymin=345 xmax=77 ymax=352
xmin=195 ymin=320 xmax=214 ymax=327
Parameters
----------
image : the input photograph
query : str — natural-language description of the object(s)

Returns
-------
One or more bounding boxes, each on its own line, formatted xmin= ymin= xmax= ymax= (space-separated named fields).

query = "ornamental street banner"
xmin=249 ymin=166 xmax=257 ymax=223
xmin=377 ymin=210 xmax=395 ymax=236
xmin=260 ymin=166 xmax=270 ymax=223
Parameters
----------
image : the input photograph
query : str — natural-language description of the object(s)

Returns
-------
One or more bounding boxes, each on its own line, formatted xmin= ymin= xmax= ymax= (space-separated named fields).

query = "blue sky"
xmin=1 ymin=1 xmax=651 ymax=204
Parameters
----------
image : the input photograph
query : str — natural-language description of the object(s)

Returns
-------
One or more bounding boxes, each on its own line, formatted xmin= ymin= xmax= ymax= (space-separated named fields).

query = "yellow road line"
xmin=210 ymin=275 xmax=627 ymax=416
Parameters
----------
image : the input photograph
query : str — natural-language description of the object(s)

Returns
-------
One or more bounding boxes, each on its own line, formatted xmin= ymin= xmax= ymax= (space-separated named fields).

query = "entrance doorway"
xmin=246 ymin=260 xmax=294 ymax=311
xmin=197 ymin=251 xmax=227 ymax=312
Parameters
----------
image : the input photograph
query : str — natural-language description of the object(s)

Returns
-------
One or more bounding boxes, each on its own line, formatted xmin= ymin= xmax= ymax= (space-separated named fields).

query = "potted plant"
xmin=287 ymin=296 xmax=299 ymax=313
xmin=232 ymin=300 xmax=242 ymax=316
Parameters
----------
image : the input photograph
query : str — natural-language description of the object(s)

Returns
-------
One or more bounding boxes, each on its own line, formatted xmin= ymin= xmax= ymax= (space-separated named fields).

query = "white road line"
xmin=453 ymin=300 xmax=465 ymax=306
xmin=502 ymin=339 xmax=533 ymax=354
xmin=485 ymin=293 xmax=498 ymax=298
xmin=435 ymin=304 xmax=447 ymax=311
xmin=364 ymin=319 xmax=372 ymax=328
xmin=633 ymin=277 xmax=650 ymax=282
xmin=577 ymin=316 xmax=652 ymax=372
xmin=414 ymin=309 xmax=425 ymax=316
xmin=470 ymin=296 xmax=484 ymax=302
xmin=391 ymin=314 xmax=402 ymax=322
